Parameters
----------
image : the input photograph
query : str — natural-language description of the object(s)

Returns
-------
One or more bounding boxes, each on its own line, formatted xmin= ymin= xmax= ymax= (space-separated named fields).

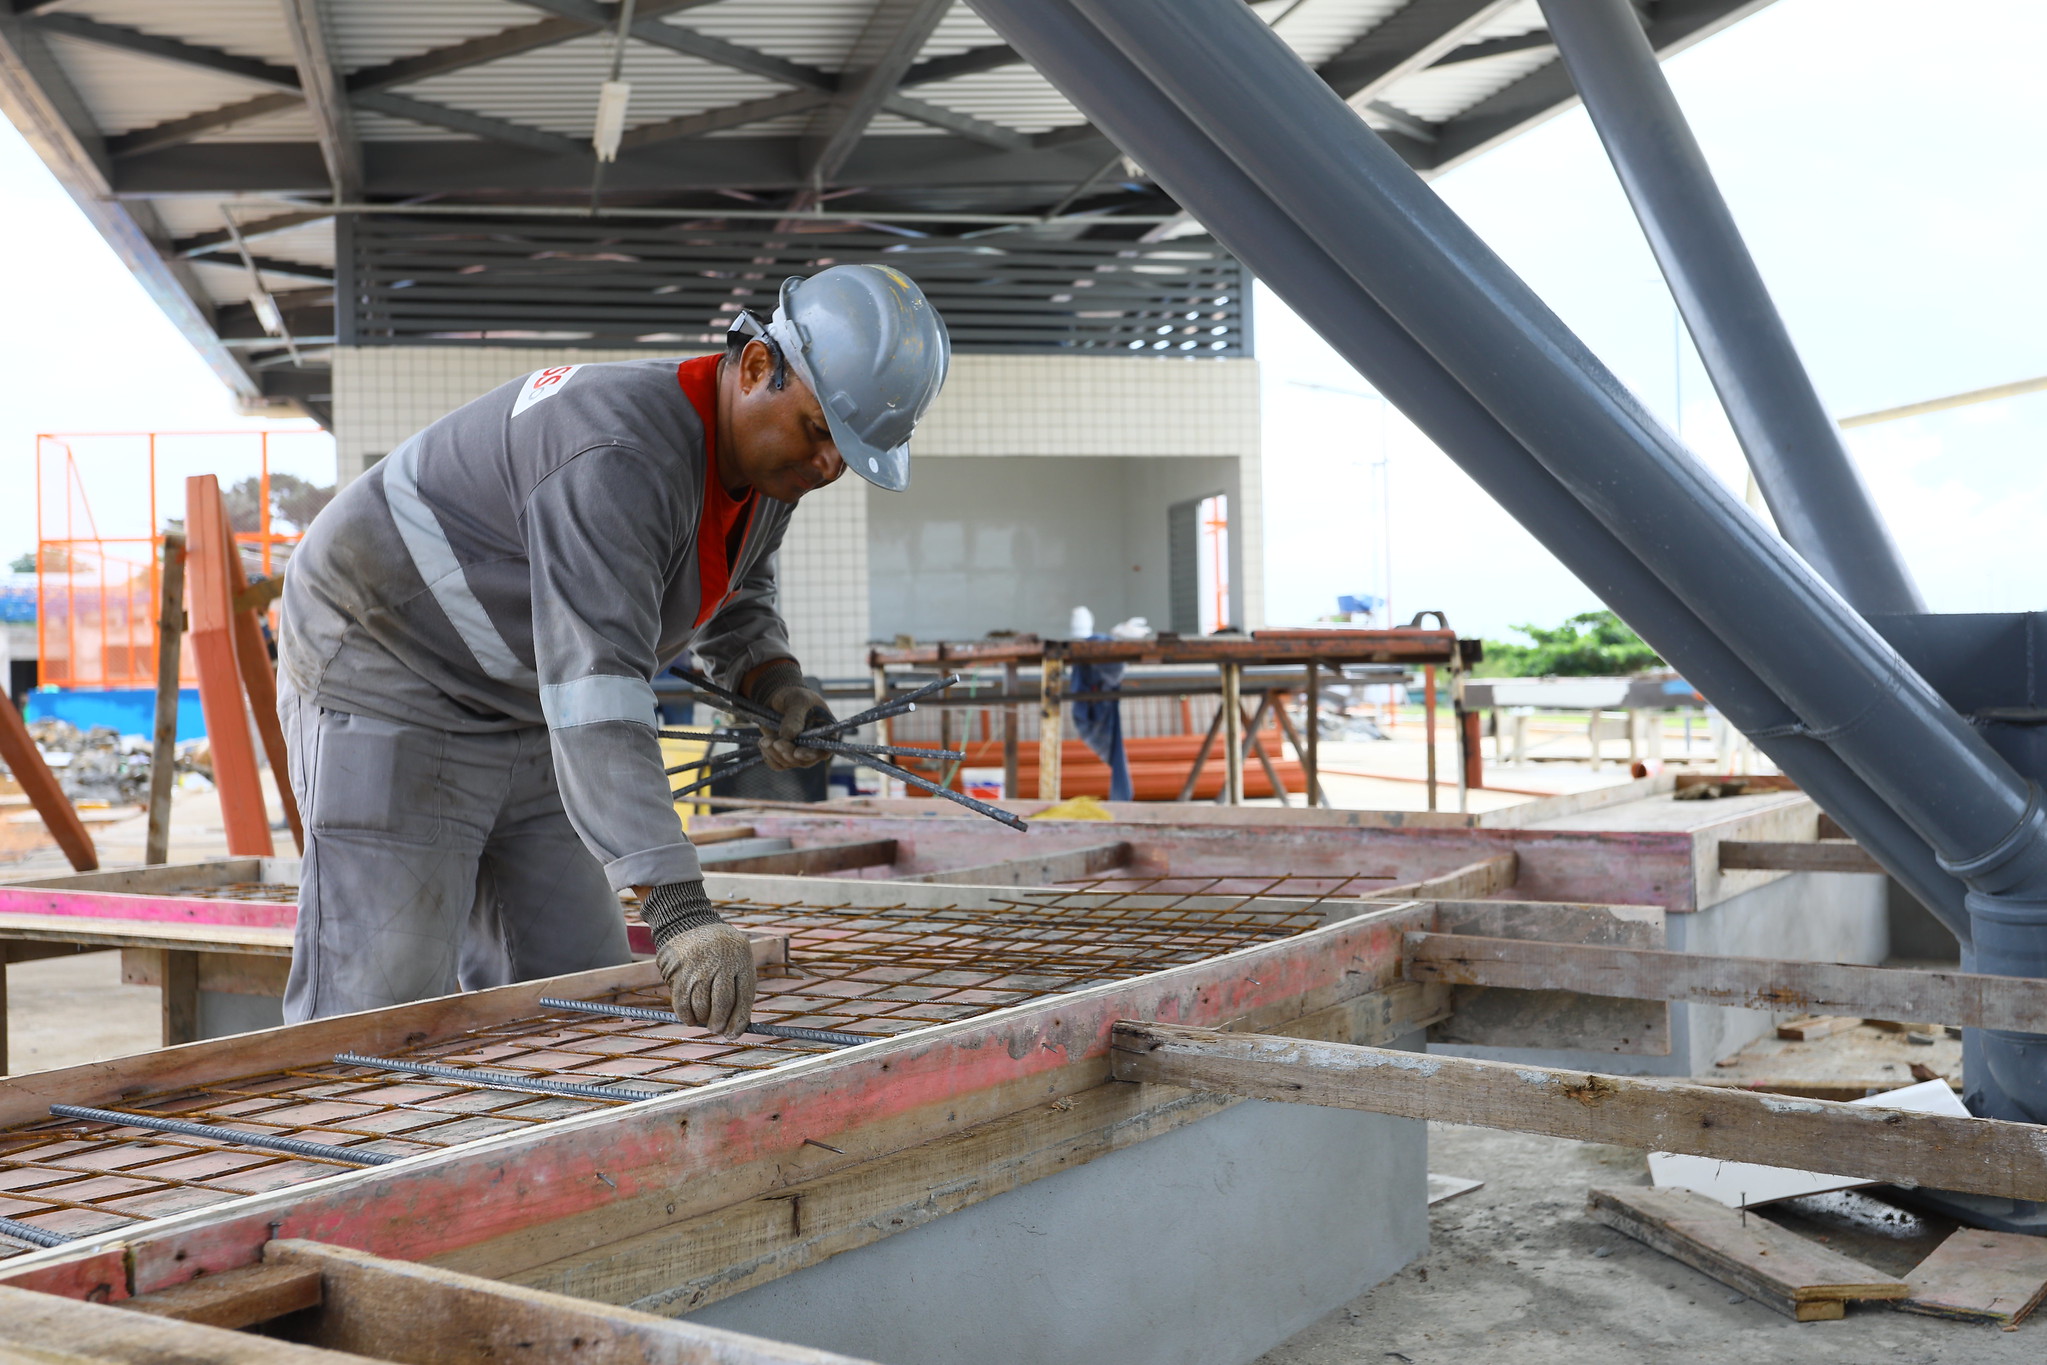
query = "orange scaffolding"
xmin=32 ymin=431 xmax=324 ymax=690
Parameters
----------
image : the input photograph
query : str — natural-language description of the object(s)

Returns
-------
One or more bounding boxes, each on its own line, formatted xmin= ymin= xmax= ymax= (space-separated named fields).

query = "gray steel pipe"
xmin=1062 ymin=0 xmax=2047 ymax=922
xmin=964 ymin=0 xmax=1968 ymax=937
xmin=1540 ymin=0 xmax=1923 ymax=617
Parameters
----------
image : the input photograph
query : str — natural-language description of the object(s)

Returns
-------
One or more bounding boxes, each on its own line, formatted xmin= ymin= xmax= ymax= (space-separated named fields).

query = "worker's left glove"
xmin=748 ymin=659 xmax=834 ymax=771
xmin=644 ymin=881 xmax=755 ymax=1038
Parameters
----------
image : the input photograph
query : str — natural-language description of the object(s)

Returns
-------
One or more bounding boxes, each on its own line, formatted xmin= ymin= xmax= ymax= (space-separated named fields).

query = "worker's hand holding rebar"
xmin=642 ymin=881 xmax=755 ymax=1037
xmin=748 ymin=660 xmax=833 ymax=770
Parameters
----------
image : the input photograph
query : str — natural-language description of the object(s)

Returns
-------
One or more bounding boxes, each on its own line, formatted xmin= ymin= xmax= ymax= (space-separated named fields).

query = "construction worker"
xmin=276 ymin=264 xmax=949 ymax=1035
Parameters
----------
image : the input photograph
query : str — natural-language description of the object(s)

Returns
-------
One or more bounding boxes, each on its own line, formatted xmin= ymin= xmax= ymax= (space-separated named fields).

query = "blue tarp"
xmin=23 ymin=688 xmax=206 ymax=742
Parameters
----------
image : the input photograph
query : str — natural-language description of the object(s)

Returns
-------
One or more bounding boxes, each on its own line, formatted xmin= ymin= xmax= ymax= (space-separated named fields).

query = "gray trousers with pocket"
xmin=280 ymin=681 xmax=632 ymax=1022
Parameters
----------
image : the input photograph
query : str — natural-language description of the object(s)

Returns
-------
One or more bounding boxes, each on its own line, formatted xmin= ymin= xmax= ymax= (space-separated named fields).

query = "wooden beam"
xmin=221 ymin=514 xmax=301 ymax=852
xmin=1719 ymin=839 xmax=1883 ymax=875
xmin=0 ymin=688 xmax=94 ymax=871
xmin=121 ymin=1261 xmax=322 ymax=1328
xmin=1372 ymin=852 xmax=1516 ymax=901
xmin=1404 ymin=932 xmax=2047 ymax=1033
xmin=266 ymin=1238 xmax=884 ymax=1364
xmin=898 ymin=840 xmax=1131 ymax=886
xmin=1587 ymin=1185 xmax=1904 ymax=1321
xmin=184 ymin=475 xmax=272 ymax=857
xmin=1108 ymin=1021 xmax=2047 ymax=1202
xmin=0 ymin=1283 xmax=373 ymax=1362
xmin=160 ymin=947 xmax=200 ymax=1046
xmin=703 ymin=838 xmax=897 ymax=877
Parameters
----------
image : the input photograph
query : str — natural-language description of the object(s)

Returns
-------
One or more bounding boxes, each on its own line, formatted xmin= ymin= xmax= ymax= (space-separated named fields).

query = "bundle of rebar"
xmin=664 ymin=670 xmax=1027 ymax=830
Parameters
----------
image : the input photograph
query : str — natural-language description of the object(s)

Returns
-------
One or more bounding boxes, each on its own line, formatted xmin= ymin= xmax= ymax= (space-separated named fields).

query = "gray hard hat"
xmin=748 ymin=264 xmax=950 ymax=492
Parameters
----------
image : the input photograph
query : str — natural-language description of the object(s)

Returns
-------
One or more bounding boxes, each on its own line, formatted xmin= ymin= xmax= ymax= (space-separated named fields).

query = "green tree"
xmin=220 ymin=473 xmax=335 ymax=534
xmin=1478 ymin=610 xmax=1663 ymax=677
xmin=8 ymin=552 xmax=34 ymax=573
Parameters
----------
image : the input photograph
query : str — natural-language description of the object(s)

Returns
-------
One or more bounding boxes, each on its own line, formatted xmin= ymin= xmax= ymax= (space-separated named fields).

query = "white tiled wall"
xmin=331 ymin=349 xmax=1260 ymax=675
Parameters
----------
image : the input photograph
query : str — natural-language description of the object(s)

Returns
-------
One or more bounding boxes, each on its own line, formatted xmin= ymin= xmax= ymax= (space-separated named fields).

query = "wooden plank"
xmin=185 ymin=475 xmax=273 ymax=857
xmin=122 ymin=948 xmax=292 ymax=997
xmin=1422 ymin=900 xmax=1669 ymax=1056
xmin=1719 ymin=840 xmax=1883 ymax=875
xmin=690 ymin=824 xmax=758 ymax=847
xmin=898 ymin=840 xmax=1131 ymax=886
xmin=1372 ymin=852 xmax=1516 ymax=901
xmin=160 ymin=948 xmax=200 ymax=1046
xmin=1777 ymin=1014 xmax=1861 ymax=1041
xmin=1899 ymin=1227 xmax=2047 ymax=1325
xmin=704 ymin=839 xmax=898 ymax=877
xmin=0 ymin=901 xmax=1424 ymax=1298
xmin=145 ymin=530 xmax=186 ymax=866
xmin=0 ymin=1283 xmax=374 ymax=1362
xmin=0 ymin=687 xmax=95 ymax=872
xmin=267 ymin=1238 xmax=883 ymax=1364
xmin=1586 ymin=1185 xmax=1904 ymax=1320
xmin=1107 ymin=1021 xmax=2047 ymax=1202
xmin=515 ymin=981 xmax=1451 ymax=1310
xmin=1037 ymin=657 xmax=1062 ymax=800
xmin=1404 ymin=933 xmax=2047 ymax=1033
xmin=121 ymin=1261 xmax=322 ymax=1328
xmin=0 ymin=937 xmax=784 ymax=1130
xmin=0 ymin=913 xmax=294 ymax=954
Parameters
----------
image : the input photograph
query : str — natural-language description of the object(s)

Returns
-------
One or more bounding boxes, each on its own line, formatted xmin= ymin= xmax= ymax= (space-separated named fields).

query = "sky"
xmin=1258 ymin=0 xmax=2047 ymax=640
xmin=1 ymin=0 xmax=2043 ymax=644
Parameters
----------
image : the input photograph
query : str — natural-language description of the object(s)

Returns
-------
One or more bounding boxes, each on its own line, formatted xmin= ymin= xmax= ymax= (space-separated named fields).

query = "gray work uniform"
xmin=277 ymin=357 xmax=795 ymax=1020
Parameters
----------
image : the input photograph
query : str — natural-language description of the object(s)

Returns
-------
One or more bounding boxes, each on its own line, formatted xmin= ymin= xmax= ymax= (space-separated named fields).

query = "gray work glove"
xmin=643 ymin=881 xmax=755 ymax=1038
xmin=748 ymin=659 xmax=834 ymax=771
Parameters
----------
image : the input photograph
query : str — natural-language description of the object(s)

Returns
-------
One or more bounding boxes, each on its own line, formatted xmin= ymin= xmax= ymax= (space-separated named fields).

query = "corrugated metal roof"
xmin=400 ymin=29 xmax=788 ymax=137
xmin=1267 ymin=0 xmax=1410 ymax=68
xmin=1380 ymin=47 xmax=1561 ymax=123
xmin=44 ymin=33 xmax=271 ymax=135
xmin=667 ymin=0 xmax=870 ymax=73
xmin=326 ymin=0 xmax=536 ymax=73
xmin=908 ymin=66 xmax=1092 ymax=137
xmin=70 ymin=0 xmax=299 ymax=67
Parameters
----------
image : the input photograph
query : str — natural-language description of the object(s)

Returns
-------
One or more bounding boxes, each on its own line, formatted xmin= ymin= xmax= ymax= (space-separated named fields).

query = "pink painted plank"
xmin=0 ymin=887 xmax=296 ymax=929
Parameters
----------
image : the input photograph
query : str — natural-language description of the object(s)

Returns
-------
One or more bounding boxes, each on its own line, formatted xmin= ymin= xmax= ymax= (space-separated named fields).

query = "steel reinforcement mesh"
xmin=0 ymin=888 xmax=1332 ymax=1257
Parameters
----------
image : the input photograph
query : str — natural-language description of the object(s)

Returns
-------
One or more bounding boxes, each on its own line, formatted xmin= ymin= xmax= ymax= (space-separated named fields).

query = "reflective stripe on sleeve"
xmin=381 ymin=438 xmax=539 ymax=688
xmin=540 ymin=675 xmax=659 ymax=731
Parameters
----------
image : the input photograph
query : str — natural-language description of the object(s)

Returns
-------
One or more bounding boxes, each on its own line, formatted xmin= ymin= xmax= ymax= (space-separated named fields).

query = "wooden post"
xmin=1460 ymin=709 xmax=1484 ymax=793
xmin=1304 ymin=661 xmax=1322 ymax=807
xmin=223 ymin=523 xmax=301 ymax=852
xmin=1 ymin=944 xmax=9 ymax=1076
xmin=1002 ymin=660 xmax=1019 ymax=801
xmin=161 ymin=947 xmax=200 ymax=1046
xmin=1176 ymin=702 xmax=1227 ymax=801
xmin=1246 ymin=693 xmax=1289 ymax=805
xmin=1037 ymin=657 xmax=1064 ymax=801
xmin=185 ymin=475 xmax=273 ymax=857
xmin=1220 ymin=661 xmax=1243 ymax=805
xmin=0 ymin=691 xmax=95 ymax=872
xmin=1274 ymin=685 xmax=1325 ymax=809
xmin=146 ymin=532 xmax=187 ymax=866
xmin=1423 ymin=663 xmax=1438 ymax=812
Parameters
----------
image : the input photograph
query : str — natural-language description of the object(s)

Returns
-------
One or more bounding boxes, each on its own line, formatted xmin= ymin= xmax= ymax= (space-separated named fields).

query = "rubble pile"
xmin=10 ymin=719 xmax=209 ymax=805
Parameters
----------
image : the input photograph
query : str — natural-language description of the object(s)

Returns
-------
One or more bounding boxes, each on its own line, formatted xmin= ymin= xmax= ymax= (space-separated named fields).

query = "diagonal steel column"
xmin=1540 ymin=0 xmax=1922 ymax=616
xmin=964 ymin=0 xmax=1967 ymax=937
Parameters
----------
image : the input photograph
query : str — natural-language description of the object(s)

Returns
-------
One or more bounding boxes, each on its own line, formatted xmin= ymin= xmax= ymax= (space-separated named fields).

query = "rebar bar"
xmin=332 ymin=1054 xmax=661 ymax=1103
xmin=49 ymin=1105 xmax=402 ymax=1166
xmin=0 ymin=1215 xmax=69 ymax=1248
xmin=538 ymin=997 xmax=874 ymax=1047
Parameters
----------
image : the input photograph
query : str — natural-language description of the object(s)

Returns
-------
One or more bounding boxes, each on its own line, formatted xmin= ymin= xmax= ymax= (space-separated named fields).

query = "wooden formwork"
xmin=0 ymin=871 xmax=2042 ymax=1357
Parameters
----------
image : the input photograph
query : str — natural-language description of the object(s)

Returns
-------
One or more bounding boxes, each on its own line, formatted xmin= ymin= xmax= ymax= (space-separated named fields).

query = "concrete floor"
xmin=1260 ymin=1122 xmax=2042 ymax=1364
xmin=2 ymin=949 xmax=160 ymax=1075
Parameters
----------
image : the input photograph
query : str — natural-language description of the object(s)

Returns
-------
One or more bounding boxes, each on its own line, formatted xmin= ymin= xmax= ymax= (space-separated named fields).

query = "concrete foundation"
xmin=684 ymin=1083 xmax=1430 ymax=1365
xmin=1435 ymin=869 xmax=1889 ymax=1076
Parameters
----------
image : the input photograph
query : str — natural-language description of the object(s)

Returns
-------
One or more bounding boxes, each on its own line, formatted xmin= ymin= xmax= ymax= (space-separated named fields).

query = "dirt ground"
xmin=1260 ymin=1122 xmax=2041 ymax=1364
